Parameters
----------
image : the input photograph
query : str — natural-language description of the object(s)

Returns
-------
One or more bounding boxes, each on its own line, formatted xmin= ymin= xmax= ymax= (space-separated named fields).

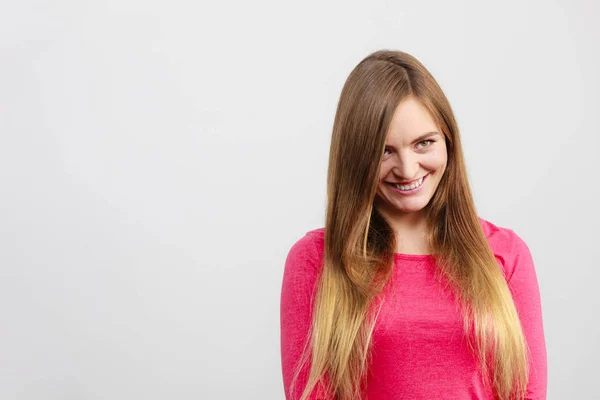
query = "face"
xmin=374 ymin=95 xmax=448 ymax=220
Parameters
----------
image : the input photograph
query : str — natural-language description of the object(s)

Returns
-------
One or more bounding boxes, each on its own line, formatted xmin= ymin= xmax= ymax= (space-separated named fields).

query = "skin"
xmin=373 ymin=95 xmax=448 ymax=255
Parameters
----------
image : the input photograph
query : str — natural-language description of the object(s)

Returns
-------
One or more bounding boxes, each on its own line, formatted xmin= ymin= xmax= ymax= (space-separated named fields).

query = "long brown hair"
xmin=289 ymin=50 xmax=529 ymax=400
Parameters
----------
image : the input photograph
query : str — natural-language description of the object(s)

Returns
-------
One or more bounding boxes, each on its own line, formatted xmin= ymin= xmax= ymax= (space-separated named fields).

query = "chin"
xmin=396 ymin=205 xmax=427 ymax=214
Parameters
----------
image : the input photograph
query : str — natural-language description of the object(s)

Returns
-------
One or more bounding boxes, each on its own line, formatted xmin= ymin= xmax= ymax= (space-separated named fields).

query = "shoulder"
xmin=284 ymin=227 xmax=326 ymax=276
xmin=478 ymin=216 xmax=534 ymax=282
xmin=282 ymin=228 xmax=326 ymax=304
xmin=287 ymin=227 xmax=325 ymax=259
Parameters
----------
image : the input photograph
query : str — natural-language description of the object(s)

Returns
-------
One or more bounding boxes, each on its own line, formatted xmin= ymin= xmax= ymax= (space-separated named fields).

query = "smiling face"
xmin=374 ymin=95 xmax=448 ymax=223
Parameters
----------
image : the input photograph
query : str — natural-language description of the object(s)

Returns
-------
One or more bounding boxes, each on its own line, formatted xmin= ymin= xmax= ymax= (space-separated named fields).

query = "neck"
xmin=374 ymin=202 xmax=430 ymax=254
xmin=375 ymin=202 xmax=427 ymax=232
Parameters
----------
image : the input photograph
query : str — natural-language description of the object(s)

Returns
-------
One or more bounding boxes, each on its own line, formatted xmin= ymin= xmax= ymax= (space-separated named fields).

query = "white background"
xmin=1 ymin=1 xmax=598 ymax=399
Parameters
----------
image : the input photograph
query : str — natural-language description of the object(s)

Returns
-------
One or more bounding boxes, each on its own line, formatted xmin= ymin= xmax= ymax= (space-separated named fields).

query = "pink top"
xmin=280 ymin=217 xmax=547 ymax=400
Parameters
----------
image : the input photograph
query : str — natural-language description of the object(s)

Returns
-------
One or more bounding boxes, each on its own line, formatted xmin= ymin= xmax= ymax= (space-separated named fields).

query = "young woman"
xmin=280 ymin=50 xmax=547 ymax=400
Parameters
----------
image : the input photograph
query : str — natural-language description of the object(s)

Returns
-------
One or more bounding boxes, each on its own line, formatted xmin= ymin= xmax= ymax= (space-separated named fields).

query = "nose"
xmin=392 ymin=151 xmax=420 ymax=180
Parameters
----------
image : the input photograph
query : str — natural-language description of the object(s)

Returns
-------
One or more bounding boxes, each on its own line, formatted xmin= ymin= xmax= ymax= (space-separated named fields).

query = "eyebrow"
xmin=410 ymin=131 xmax=440 ymax=144
xmin=385 ymin=131 xmax=441 ymax=148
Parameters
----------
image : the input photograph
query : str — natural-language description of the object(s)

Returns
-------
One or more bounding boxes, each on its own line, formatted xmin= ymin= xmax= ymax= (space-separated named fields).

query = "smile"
xmin=386 ymin=174 xmax=428 ymax=192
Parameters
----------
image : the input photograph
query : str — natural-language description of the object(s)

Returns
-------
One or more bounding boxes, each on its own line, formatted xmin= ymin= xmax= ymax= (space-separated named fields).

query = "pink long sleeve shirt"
xmin=280 ymin=217 xmax=547 ymax=400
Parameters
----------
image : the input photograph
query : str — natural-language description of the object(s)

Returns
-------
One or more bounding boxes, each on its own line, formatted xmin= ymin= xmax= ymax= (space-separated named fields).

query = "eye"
xmin=416 ymin=139 xmax=435 ymax=149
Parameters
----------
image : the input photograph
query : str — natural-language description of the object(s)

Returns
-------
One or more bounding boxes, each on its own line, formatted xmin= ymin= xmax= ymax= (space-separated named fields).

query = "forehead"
xmin=386 ymin=97 xmax=440 ymax=142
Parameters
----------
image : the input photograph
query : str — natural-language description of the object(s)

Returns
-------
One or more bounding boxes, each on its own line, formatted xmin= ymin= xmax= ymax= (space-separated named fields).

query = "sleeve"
xmin=280 ymin=233 xmax=333 ymax=400
xmin=506 ymin=230 xmax=548 ymax=400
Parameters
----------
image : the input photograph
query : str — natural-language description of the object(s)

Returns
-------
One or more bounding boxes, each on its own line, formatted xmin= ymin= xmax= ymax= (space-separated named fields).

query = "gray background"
xmin=1 ymin=0 xmax=598 ymax=399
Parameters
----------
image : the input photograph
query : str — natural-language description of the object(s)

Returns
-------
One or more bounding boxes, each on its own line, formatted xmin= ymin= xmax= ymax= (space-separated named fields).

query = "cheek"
xmin=379 ymin=162 xmax=392 ymax=178
xmin=423 ymin=151 xmax=447 ymax=170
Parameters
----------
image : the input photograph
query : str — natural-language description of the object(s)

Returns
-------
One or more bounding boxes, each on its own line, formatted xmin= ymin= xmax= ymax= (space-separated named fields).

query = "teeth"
xmin=394 ymin=176 xmax=424 ymax=191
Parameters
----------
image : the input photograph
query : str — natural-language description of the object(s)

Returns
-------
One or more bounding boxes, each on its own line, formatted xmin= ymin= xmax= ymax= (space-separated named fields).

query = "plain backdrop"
xmin=1 ymin=0 xmax=598 ymax=399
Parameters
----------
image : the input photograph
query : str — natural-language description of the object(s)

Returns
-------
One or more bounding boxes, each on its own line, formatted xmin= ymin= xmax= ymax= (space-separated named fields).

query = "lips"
xmin=386 ymin=173 xmax=429 ymax=186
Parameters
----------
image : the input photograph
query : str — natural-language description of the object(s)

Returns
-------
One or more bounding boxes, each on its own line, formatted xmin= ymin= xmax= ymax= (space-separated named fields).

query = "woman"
xmin=280 ymin=50 xmax=547 ymax=400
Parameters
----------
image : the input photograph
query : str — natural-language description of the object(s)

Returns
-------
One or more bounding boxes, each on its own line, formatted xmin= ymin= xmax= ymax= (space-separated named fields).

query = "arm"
xmin=280 ymin=233 xmax=333 ymax=400
xmin=506 ymin=231 xmax=548 ymax=400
